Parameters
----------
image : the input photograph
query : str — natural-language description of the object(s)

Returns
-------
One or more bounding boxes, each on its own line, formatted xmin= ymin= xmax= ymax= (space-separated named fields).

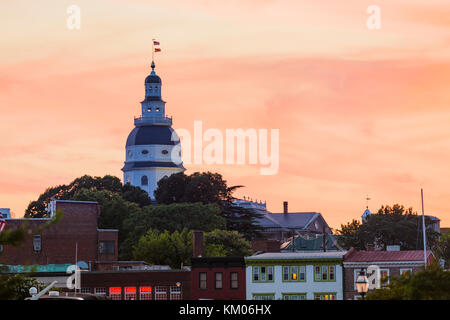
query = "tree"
xmin=204 ymin=229 xmax=252 ymax=257
xmin=133 ymin=229 xmax=193 ymax=269
xmin=120 ymin=202 xmax=225 ymax=260
xmin=338 ymin=204 xmax=439 ymax=250
xmin=25 ymin=175 xmax=150 ymax=218
xmin=434 ymin=233 xmax=450 ymax=268
xmin=366 ymin=265 xmax=450 ymax=300
xmin=133 ymin=229 xmax=252 ymax=268
xmin=0 ymin=274 xmax=45 ymax=300
xmin=154 ymin=171 xmax=263 ymax=240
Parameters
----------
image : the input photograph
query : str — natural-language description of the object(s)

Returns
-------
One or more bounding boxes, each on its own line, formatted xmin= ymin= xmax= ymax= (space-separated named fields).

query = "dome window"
xmin=141 ymin=175 xmax=148 ymax=186
xmin=156 ymin=108 xmax=160 ymax=112
xmin=147 ymin=108 xmax=152 ymax=112
xmin=162 ymin=150 xmax=168 ymax=155
xmin=128 ymin=150 xmax=132 ymax=157
xmin=142 ymin=149 xmax=149 ymax=155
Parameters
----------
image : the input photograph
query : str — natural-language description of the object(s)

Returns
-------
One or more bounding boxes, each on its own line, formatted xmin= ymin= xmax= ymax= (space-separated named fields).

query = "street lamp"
xmin=356 ymin=268 xmax=369 ymax=300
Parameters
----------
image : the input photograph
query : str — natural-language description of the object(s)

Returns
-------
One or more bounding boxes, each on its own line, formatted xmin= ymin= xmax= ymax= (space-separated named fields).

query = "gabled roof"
xmin=344 ymin=250 xmax=433 ymax=262
xmin=246 ymin=251 xmax=347 ymax=261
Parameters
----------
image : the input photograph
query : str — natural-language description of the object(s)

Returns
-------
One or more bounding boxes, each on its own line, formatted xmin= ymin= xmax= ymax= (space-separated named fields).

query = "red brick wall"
xmin=0 ymin=201 xmax=118 ymax=265
xmin=191 ymin=266 xmax=246 ymax=300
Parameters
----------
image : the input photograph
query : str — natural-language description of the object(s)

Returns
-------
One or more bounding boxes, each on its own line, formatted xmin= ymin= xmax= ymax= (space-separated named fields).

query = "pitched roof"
xmin=344 ymin=250 xmax=432 ymax=262
xmin=255 ymin=212 xmax=321 ymax=230
xmin=246 ymin=251 xmax=347 ymax=261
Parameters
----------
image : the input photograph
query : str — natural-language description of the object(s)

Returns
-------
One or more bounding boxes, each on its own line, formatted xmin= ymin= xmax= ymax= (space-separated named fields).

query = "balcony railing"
xmin=134 ymin=115 xmax=172 ymax=126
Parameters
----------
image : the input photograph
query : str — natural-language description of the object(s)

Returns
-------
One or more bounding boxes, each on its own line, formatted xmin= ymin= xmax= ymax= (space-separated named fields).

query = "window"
xmin=170 ymin=286 xmax=182 ymax=300
xmin=80 ymin=288 xmax=90 ymax=294
xmin=253 ymin=266 xmax=259 ymax=281
xmin=252 ymin=266 xmax=274 ymax=282
xmin=253 ymin=294 xmax=274 ymax=300
xmin=141 ymin=175 xmax=148 ymax=186
xmin=282 ymin=266 xmax=306 ymax=282
xmin=147 ymin=107 xmax=152 ymax=112
xmin=199 ymin=272 xmax=207 ymax=289
xmin=314 ymin=265 xmax=336 ymax=282
xmin=322 ymin=265 xmax=328 ymax=280
xmin=94 ymin=287 xmax=106 ymax=295
xmin=155 ymin=286 xmax=167 ymax=300
xmin=400 ymin=268 xmax=412 ymax=276
xmin=282 ymin=293 xmax=306 ymax=300
xmin=124 ymin=287 xmax=137 ymax=300
xmin=99 ymin=241 xmax=115 ymax=254
xmin=109 ymin=287 xmax=122 ymax=300
xmin=156 ymin=108 xmax=160 ymax=112
xmin=230 ymin=272 xmax=238 ymax=289
xmin=142 ymin=149 xmax=149 ymax=155
xmin=140 ymin=286 xmax=152 ymax=300
xmin=380 ymin=269 xmax=390 ymax=287
xmin=162 ymin=149 xmax=169 ymax=155
xmin=314 ymin=293 xmax=336 ymax=300
xmin=215 ymin=272 xmax=223 ymax=289
xmin=33 ymin=234 xmax=41 ymax=253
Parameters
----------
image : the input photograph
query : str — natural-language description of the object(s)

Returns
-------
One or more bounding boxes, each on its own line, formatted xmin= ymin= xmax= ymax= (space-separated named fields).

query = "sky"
xmin=1 ymin=0 xmax=450 ymax=230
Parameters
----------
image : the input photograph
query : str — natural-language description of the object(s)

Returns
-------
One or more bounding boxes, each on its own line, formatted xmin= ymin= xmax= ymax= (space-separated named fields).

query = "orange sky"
xmin=1 ymin=0 xmax=450 ymax=230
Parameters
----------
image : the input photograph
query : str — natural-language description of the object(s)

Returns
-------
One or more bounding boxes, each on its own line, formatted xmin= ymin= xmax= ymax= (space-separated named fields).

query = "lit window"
xmin=215 ymin=272 xmax=223 ymax=289
xmin=109 ymin=287 xmax=122 ymax=300
xmin=291 ymin=266 xmax=298 ymax=281
xmin=140 ymin=286 xmax=152 ymax=300
xmin=147 ymin=107 xmax=152 ymax=112
xmin=156 ymin=108 xmax=160 ymax=112
xmin=124 ymin=287 xmax=137 ymax=300
xmin=314 ymin=293 xmax=336 ymax=300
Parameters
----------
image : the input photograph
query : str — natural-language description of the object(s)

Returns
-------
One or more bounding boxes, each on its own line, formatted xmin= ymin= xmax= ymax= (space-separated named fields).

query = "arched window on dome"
xmin=141 ymin=175 xmax=148 ymax=186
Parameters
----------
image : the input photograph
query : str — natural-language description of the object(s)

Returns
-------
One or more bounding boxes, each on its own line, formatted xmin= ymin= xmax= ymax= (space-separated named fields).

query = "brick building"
xmin=343 ymin=247 xmax=434 ymax=300
xmin=191 ymin=257 xmax=246 ymax=300
xmin=0 ymin=199 xmax=118 ymax=266
xmin=80 ymin=269 xmax=191 ymax=300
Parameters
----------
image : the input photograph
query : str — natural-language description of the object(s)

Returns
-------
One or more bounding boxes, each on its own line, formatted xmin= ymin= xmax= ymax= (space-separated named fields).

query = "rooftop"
xmin=246 ymin=251 xmax=347 ymax=261
xmin=344 ymin=250 xmax=433 ymax=262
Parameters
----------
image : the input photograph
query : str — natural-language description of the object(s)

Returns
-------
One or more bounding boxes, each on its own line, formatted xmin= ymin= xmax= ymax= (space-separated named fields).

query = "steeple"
xmin=136 ymin=61 xmax=171 ymax=126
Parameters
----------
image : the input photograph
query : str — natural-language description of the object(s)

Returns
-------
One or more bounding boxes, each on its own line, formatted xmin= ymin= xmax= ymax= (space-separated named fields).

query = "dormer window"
xmin=147 ymin=108 xmax=151 ymax=112
xmin=156 ymin=108 xmax=160 ymax=112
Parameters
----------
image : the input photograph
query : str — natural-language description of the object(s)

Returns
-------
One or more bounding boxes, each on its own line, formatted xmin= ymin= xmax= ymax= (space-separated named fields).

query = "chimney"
xmin=283 ymin=201 xmax=288 ymax=214
xmin=193 ymin=231 xmax=204 ymax=257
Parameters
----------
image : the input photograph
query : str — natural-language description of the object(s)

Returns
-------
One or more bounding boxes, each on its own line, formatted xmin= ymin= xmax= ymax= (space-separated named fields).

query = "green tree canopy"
xmin=154 ymin=171 xmax=263 ymax=240
xmin=338 ymin=204 xmax=439 ymax=250
xmin=25 ymin=175 xmax=150 ymax=218
xmin=133 ymin=228 xmax=252 ymax=269
xmin=120 ymin=202 xmax=225 ymax=260
xmin=366 ymin=265 xmax=450 ymax=300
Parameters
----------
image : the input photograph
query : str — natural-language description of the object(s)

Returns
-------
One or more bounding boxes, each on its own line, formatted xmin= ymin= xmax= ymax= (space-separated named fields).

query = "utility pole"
xmin=421 ymin=189 xmax=428 ymax=269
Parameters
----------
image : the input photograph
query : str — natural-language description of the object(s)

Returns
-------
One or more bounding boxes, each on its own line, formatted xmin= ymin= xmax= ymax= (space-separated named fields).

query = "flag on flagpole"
xmin=154 ymin=48 xmax=161 ymax=52
xmin=153 ymin=41 xmax=160 ymax=45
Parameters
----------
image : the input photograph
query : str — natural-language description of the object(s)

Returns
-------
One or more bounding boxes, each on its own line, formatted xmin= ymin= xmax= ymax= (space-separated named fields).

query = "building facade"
xmin=80 ymin=269 xmax=191 ymax=300
xmin=0 ymin=199 xmax=118 ymax=266
xmin=122 ymin=61 xmax=185 ymax=200
xmin=343 ymin=248 xmax=434 ymax=300
xmin=191 ymin=257 xmax=246 ymax=300
xmin=245 ymin=252 xmax=346 ymax=300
